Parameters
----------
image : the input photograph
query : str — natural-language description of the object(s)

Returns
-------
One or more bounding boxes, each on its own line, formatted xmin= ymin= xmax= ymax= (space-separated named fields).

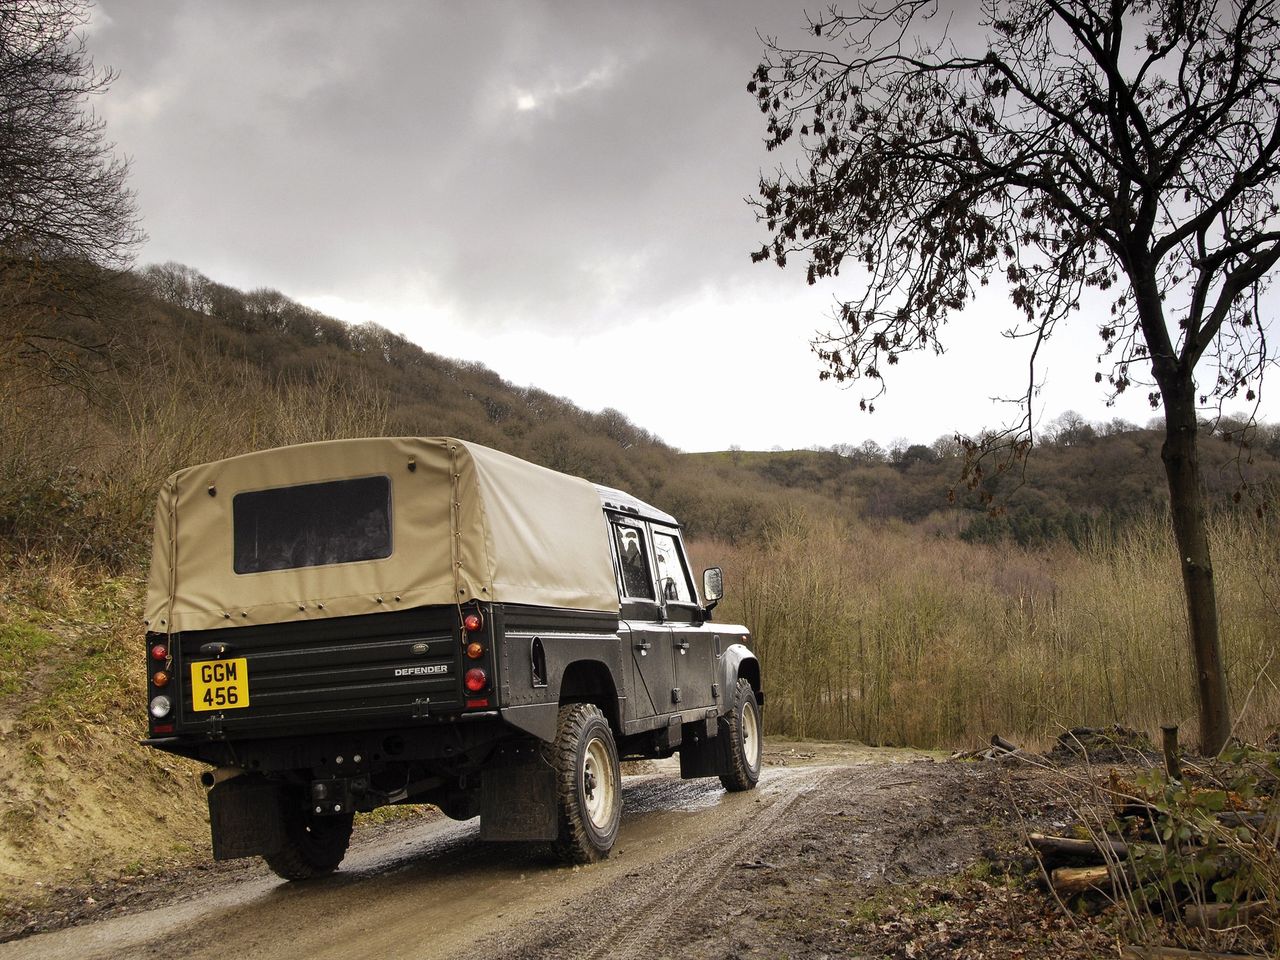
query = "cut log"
xmin=1110 ymin=805 xmax=1267 ymax=837
xmin=990 ymin=733 xmax=1019 ymax=753
xmin=1217 ymin=810 xmax=1265 ymax=830
xmin=1028 ymin=832 xmax=1129 ymax=862
xmin=1183 ymin=900 xmax=1272 ymax=930
xmin=1050 ymin=864 xmax=1129 ymax=897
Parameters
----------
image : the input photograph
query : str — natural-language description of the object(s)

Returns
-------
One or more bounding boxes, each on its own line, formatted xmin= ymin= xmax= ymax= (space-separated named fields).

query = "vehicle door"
xmin=607 ymin=516 xmax=674 ymax=721
xmin=651 ymin=525 xmax=718 ymax=711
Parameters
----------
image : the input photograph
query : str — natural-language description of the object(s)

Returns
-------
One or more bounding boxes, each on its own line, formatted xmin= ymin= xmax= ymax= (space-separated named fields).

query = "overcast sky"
xmin=88 ymin=1 xmax=1278 ymax=452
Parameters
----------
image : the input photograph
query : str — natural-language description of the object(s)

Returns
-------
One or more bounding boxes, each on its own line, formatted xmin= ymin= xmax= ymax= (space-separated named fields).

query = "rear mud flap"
xmin=678 ymin=714 xmax=726 ymax=780
xmin=208 ymin=778 xmax=287 ymax=861
xmin=479 ymin=742 xmax=558 ymax=842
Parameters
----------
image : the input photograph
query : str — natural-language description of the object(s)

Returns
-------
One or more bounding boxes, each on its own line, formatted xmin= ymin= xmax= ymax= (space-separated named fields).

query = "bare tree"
xmin=1050 ymin=409 xmax=1097 ymax=445
xmin=1 ymin=0 xmax=143 ymax=386
xmin=750 ymin=0 xmax=1280 ymax=752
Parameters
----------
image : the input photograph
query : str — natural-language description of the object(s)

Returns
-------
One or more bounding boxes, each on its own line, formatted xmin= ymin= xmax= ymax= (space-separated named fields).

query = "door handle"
xmin=675 ymin=640 xmax=690 ymax=654
xmin=634 ymin=640 xmax=651 ymax=657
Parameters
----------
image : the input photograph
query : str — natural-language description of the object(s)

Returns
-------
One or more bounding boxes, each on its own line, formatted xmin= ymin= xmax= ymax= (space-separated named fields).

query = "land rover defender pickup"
xmin=142 ymin=437 xmax=763 ymax=879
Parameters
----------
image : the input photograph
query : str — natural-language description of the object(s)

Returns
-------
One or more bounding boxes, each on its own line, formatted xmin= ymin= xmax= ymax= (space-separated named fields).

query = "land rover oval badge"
xmin=411 ymin=642 xmax=429 ymax=655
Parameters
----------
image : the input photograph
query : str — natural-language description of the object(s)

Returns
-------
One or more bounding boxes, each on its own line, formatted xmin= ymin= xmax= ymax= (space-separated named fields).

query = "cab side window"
xmin=652 ymin=531 xmax=694 ymax=604
xmin=613 ymin=522 xmax=655 ymax=600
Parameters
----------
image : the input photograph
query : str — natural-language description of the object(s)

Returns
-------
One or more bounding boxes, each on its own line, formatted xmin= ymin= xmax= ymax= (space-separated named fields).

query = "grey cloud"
xmin=92 ymin=0 xmax=817 ymax=330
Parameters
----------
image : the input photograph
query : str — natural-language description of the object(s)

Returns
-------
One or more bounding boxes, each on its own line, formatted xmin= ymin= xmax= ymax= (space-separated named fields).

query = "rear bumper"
xmin=143 ymin=709 xmax=512 ymax=775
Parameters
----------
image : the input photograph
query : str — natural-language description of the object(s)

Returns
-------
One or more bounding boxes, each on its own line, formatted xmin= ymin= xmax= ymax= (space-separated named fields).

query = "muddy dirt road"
xmin=0 ymin=746 xmax=1085 ymax=960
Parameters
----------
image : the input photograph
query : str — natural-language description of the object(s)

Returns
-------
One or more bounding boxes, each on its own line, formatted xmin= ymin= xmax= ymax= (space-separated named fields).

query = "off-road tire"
xmin=720 ymin=678 xmax=762 ymax=792
xmin=263 ymin=806 xmax=354 ymax=881
xmin=548 ymin=703 xmax=621 ymax=863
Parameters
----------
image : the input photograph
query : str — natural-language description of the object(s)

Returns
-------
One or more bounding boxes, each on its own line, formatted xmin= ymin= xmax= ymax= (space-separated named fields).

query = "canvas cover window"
xmin=233 ymin=475 xmax=392 ymax=574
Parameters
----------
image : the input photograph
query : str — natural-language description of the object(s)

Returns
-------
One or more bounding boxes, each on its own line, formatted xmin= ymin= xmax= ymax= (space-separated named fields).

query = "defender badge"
xmin=395 ymin=665 xmax=449 ymax=677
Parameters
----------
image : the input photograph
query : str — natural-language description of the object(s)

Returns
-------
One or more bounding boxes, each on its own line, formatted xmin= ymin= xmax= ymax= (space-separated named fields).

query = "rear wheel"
xmin=548 ymin=703 xmax=621 ymax=863
xmin=263 ymin=803 xmax=354 ymax=881
xmin=720 ymin=678 xmax=762 ymax=792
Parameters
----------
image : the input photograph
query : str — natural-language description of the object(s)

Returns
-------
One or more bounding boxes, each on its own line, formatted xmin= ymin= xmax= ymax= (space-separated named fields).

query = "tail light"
xmin=464 ymin=668 xmax=488 ymax=693
xmin=463 ymin=613 xmax=483 ymax=633
xmin=148 ymin=638 xmax=174 ymax=731
xmin=465 ymin=641 xmax=484 ymax=660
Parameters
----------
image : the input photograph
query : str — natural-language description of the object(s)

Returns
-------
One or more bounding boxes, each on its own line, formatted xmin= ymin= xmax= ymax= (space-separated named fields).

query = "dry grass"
xmin=694 ymin=506 xmax=1280 ymax=751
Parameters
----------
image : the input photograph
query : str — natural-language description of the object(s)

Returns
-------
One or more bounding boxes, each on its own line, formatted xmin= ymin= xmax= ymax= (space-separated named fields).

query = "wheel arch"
xmin=722 ymin=643 xmax=762 ymax=706
xmin=558 ymin=658 xmax=623 ymax=736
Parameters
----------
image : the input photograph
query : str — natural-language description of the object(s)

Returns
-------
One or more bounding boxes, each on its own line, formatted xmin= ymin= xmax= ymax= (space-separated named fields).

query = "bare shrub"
xmin=694 ymin=508 xmax=1280 ymax=748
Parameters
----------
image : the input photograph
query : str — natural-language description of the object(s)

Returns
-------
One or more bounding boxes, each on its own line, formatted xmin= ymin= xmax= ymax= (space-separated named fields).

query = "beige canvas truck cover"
xmin=144 ymin=438 xmax=620 ymax=633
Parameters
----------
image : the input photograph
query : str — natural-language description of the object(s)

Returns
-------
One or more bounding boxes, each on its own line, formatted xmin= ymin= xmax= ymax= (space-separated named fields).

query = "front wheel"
xmin=263 ymin=803 xmax=354 ymax=881
xmin=548 ymin=703 xmax=621 ymax=863
xmin=720 ymin=678 xmax=762 ymax=792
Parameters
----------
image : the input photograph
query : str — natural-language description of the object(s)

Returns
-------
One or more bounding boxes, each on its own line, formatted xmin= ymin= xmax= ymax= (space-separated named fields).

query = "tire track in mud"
xmin=482 ymin=766 xmax=831 ymax=960
xmin=2 ymin=753 xmax=954 ymax=960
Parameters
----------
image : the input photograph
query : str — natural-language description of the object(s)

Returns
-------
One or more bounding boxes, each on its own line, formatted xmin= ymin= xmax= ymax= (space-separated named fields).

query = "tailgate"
xmin=173 ymin=608 xmax=465 ymax=734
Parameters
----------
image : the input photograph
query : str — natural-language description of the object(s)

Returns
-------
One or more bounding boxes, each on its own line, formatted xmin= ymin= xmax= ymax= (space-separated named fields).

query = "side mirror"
xmin=702 ymin=566 xmax=724 ymax=604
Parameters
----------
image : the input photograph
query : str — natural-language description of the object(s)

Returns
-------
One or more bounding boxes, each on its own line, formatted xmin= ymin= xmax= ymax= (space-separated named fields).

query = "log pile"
xmin=1027 ymin=726 xmax=1277 ymax=959
xmin=1032 ymin=825 xmax=1275 ymax=955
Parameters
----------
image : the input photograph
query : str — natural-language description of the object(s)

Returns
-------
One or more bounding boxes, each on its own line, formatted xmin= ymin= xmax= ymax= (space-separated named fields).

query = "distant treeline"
xmin=700 ymin=410 xmax=1280 ymax=548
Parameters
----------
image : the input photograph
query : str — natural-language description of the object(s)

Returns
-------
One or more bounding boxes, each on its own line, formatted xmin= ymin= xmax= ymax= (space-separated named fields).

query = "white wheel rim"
xmin=743 ymin=701 xmax=761 ymax=771
xmin=582 ymin=736 xmax=617 ymax=830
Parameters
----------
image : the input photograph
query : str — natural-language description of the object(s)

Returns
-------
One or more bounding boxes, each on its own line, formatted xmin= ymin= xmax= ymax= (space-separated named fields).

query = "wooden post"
xmin=1161 ymin=724 xmax=1182 ymax=781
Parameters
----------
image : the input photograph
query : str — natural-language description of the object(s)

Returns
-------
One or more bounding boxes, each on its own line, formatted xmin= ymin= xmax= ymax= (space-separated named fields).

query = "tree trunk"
xmin=1160 ymin=389 xmax=1231 ymax=756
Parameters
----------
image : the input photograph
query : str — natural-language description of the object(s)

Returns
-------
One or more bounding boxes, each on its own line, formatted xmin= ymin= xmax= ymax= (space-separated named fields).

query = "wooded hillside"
xmin=4 ymin=261 xmax=1276 ymax=572
xmin=2 ymin=263 xmax=1278 ymax=904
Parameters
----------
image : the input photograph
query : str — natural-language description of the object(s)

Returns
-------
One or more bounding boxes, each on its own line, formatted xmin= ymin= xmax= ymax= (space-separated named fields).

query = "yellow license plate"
xmin=190 ymin=658 xmax=250 ymax=712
